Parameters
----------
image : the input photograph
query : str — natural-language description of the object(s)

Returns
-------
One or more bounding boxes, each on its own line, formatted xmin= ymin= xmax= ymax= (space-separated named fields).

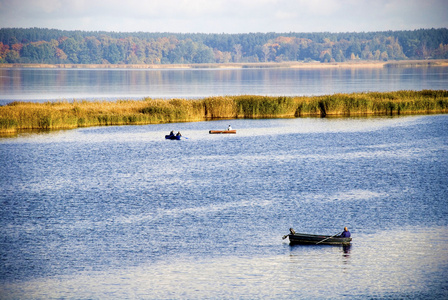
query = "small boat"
xmin=209 ymin=130 xmax=236 ymax=134
xmin=283 ymin=228 xmax=352 ymax=245
xmin=165 ymin=134 xmax=181 ymax=140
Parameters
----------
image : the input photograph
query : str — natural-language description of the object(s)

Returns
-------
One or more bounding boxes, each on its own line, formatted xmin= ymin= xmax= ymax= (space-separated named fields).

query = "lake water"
xmin=0 ymin=66 xmax=447 ymax=104
xmin=1 ymin=114 xmax=447 ymax=299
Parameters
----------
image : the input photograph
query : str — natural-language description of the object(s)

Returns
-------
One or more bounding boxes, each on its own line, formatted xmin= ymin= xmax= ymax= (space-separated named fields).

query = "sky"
xmin=0 ymin=0 xmax=447 ymax=34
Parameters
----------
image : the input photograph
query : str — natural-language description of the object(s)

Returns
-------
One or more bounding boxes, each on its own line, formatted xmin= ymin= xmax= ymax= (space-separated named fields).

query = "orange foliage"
xmin=12 ymin=43 xmax=23 ymax=51
xmin=275 ymin=36 xmax=294 ymax=44
xmin=0 ymin=42 xmax=9 ymax=59
xmin=56 ymin=48 xmax=67 ymax=60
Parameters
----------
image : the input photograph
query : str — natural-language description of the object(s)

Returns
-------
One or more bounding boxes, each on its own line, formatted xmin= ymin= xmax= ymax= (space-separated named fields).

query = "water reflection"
xmin=287 ymin=243 xmax=351 ymax=263
xmin=342 ymin=244 xmax=351 ymax=264
xmin=1 ymin=66 xmax=447 ymax=103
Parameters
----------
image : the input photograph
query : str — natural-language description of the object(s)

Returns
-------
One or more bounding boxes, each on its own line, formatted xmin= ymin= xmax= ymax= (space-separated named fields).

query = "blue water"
xmin=1 ymin=115 xmax=447 ymax=299
xmin=0 ymin=66 xmax=447 ymax=103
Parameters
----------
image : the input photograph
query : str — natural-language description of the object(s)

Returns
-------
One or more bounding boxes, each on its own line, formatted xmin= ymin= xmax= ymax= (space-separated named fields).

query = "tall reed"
xmin=1 ymin=90 xmax=447 ymax=133
xmin=234 ymin=96 xmax=297 ymax=118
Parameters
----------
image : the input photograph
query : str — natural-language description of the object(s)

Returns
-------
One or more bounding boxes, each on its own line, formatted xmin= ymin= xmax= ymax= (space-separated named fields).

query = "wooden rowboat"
xmin=209 ymin=130 xmax=236 ymax=134
xmin=283 ymin=229 xmax=352 ymax=245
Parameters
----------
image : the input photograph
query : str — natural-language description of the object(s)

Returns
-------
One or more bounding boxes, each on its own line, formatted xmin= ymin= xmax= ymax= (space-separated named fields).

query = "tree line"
xmin=0 ymin=28 xmax=447 ymax=65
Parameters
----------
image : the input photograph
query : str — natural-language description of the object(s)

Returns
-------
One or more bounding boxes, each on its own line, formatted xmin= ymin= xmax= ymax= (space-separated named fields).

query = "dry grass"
xmin=1 ymin=90 xmax=447 ymax=134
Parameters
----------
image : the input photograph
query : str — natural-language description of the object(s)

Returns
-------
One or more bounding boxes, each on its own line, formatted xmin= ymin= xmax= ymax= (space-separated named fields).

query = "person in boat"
xmin=340 ymin=227 xmax=351 ymax=238
xmin=176 ymin=131 xmax=182 ymax=137
xmin=227 ymin=125 xmax=232 ymax=130
xmin=169 ymin=130 xmax=175 ymax=136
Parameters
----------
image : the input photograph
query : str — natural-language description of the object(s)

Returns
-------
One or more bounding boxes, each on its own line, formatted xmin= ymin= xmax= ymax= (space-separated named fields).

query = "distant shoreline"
xmin=1 ymin=60 xmax=447 ymax=70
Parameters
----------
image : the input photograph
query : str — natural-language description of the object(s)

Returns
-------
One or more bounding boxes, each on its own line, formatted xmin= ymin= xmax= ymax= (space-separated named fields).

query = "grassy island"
xmin=1 ymin=90 xmax=447 ymax=134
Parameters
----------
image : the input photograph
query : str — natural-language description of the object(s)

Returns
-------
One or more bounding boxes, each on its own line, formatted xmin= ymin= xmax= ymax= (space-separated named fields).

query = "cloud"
xmin=0 ymin=0 xmax=447 ymax=33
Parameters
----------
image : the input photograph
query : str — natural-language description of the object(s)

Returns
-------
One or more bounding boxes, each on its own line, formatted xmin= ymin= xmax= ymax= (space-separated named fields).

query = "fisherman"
xmin=169 ymin=130 xmax=175 ymax=136
xmin=340 ymin=227 xmax=351 ymax=238
xmin=176 ymin=131 xmax=182 ymax=137
xmin=227 ymin=125 xmax=232 ymax=130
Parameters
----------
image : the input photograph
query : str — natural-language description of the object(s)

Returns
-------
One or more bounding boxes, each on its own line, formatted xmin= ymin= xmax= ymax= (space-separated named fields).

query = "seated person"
xmin=340 ymin=227 xmax=351 ymax=238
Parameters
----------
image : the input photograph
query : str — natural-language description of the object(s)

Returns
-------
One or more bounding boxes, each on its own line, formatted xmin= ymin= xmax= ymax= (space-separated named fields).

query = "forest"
xmin=0 ymin=28 xmax=447 ymax=65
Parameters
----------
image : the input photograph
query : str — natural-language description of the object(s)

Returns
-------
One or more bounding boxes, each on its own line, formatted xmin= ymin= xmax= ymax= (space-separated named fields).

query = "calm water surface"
xmin=1 ymin=115 xmax=447 ymax=299
xmin=0 ymin=66 xmax=447 ymax=103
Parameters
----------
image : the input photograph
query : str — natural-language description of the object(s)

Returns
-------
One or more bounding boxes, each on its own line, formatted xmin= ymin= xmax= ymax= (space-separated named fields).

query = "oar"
xmin=181 ymin=136 xmax=189 ymax=139
xmin=316 ymin=232 xmax=342 ymax=245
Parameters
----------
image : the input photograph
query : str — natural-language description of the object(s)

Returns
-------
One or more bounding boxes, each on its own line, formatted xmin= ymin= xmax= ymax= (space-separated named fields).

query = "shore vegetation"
xmin=1 ymin=90 xmax=447 ymax=134
xmin=1 ymin=28 xmax=448 ymax=65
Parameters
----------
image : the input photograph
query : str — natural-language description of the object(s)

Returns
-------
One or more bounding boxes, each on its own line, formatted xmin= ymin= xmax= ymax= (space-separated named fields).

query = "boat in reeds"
xmin=209 ymin=130 xmax=236 ymax=134
xmin=283 ymin=228 xmax=352 ymax=245
xmin=165 ymin=134 xmax=181 ymax=140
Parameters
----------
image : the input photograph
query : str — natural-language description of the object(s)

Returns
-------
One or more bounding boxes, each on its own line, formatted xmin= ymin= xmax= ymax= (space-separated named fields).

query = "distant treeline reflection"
xmin=1 ymin=90 xmax=447 ymax=134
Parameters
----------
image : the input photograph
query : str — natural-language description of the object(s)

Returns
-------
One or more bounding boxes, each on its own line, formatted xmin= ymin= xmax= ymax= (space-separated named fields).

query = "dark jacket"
xmin=340 ymin=230 xmax=351 ymax=238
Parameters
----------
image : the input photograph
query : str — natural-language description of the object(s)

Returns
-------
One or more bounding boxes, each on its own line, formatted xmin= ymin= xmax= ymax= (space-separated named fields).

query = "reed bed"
xmin=1 ymin=90 xmax=447 ymax=134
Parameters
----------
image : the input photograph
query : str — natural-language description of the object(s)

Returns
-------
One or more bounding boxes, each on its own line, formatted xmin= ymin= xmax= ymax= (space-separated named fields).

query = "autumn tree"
xmin=1 ymin=28 xmax=447 ymax=64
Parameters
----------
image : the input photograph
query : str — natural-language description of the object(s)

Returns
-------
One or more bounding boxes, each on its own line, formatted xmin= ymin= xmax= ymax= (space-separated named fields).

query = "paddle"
xmin=316 ymin=232 xmax=342 ymax=245
xmin=181 ymin=136 xmax=189 ymax=139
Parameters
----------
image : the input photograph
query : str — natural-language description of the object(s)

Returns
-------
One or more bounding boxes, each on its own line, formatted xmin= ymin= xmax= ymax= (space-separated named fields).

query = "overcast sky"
xmin=0 ymin=0 xmax=447 ymax=33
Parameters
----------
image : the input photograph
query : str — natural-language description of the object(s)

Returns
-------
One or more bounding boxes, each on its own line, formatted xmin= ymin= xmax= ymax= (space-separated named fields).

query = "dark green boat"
xmin=283 ymin=228 xmax=352 ymax=245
